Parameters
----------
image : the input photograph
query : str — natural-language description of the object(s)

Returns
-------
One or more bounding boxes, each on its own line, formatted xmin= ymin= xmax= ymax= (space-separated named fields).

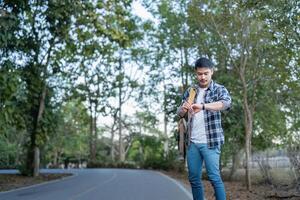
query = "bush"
xmin=142 ymin=157 xmax=170 ymax=170
xmin=142 ymin=154 xmax=185 ymax=172
xmin=17 ymin=163 xmax=32 ymax=176
xmin=0 ymin=154 xmax=18 ymax=169
xmin=86 ymin=158 xmax=185 ymax=172
xmin=87 ymin=161 xmax=138 ymax=169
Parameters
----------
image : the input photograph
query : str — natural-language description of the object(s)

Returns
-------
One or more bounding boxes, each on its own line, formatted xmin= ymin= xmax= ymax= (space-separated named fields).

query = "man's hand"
xmin=191 ymin=104 xmax=203 ymax=113
xmin=182 ymin=102 xmax=191 ymax=112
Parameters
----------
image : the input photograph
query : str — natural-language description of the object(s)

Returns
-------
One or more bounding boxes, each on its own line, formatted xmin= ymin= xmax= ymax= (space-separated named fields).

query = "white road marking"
xmin=70 ymin=172 xmax=117 ymax=200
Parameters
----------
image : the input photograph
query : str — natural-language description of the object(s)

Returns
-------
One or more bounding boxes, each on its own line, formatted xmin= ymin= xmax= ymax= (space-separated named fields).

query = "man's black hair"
xmin=194 ymin=57 xmax=214 ymax=69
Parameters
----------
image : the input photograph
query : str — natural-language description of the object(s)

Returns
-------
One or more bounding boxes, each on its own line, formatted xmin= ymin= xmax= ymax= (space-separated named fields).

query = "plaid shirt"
xmin=177 ymin=80 xmax=231 ymax=148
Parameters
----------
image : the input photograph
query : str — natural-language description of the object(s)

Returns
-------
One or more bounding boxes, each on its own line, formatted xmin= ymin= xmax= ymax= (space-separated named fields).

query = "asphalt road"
xmin=0 ymin=169 xmax=192 ymax=200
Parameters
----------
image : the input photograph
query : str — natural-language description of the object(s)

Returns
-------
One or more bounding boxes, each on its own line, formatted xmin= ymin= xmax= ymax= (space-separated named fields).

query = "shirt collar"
xmin=194 ymin=80 xmax=214 ymax=91
xmin=207 ymin=80 xmax=214 ymax=91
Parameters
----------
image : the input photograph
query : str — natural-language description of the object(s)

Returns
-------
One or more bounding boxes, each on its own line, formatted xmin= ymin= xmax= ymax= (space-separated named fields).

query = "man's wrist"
xmin=202 ymin=103 xmax=205 ymax=110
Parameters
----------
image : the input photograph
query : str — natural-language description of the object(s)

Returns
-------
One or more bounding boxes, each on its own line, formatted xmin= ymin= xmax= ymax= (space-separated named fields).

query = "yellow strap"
xmin=187 ymin=87 xmax=196 ymax=105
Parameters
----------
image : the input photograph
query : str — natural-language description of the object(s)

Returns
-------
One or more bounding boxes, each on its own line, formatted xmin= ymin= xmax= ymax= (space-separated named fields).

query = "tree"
xmin=141 ymin=0 xmax=196 ymax=158
xmin=0 ymin=0 xmax=80 ymax=176
xmin=110 ymin=5 xmax=143 ymax=162
xmin=187 ymin=0 xmax=299 ymax=190
xmin=61 ymin=0 xmax=141 ymax=163
xmin=45 ymin=99 xmax=89 ymax=168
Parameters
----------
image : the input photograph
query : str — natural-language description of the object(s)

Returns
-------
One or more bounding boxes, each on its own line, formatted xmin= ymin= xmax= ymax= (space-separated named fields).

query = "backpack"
xmin=177 ymin=87 xmax=196 ymax=160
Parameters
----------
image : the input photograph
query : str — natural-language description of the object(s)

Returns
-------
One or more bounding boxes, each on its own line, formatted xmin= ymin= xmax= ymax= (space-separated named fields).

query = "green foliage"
xmin=186 ymin=0 xmax=299 ymax=153
xmin=0 ymin=62 xmax=26 ymax=132
xmin=44 ymin=99 xmax=89 ymax=165
xmin=0 ymin=135 xmax=18 ymax=169
xmin=0 ymin=0 xmax=298 ymax=175
xmin=127 ymin=135 xmax=162 ymax=162
xmin=1 ymin=0 xmax=87 ymax=175
xmin=17 ymin=163 xmax=33 ymax=176
xmin=126 ymin=135 xmax=183 ymax=171
xmin=222 ymin=104 xmax=244 ymax=167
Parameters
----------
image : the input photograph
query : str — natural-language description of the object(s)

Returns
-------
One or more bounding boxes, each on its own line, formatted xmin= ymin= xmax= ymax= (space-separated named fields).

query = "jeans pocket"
xmin=215 ymin=145 xmax=221 ymax=155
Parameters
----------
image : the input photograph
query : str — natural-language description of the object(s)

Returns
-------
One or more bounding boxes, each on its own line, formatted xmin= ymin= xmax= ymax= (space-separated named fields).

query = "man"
xmin=177 ymin=57 xmax=231 ymax=200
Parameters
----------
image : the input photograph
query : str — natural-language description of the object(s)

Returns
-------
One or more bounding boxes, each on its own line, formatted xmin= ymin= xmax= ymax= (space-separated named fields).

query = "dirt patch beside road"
xmin=162 ymin=170 xmax=300 ymax=200
xmin=0 ymin=173 xmax=72 ymax=192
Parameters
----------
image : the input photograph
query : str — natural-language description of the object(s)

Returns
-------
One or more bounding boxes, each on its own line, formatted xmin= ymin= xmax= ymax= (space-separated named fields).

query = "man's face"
xmin=195 ymin=67 xmax=213 ymax=88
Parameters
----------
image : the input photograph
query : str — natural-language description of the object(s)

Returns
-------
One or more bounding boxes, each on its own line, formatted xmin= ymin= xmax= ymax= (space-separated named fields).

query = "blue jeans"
xmin=187 ymin=143 xmax=226 ymax=200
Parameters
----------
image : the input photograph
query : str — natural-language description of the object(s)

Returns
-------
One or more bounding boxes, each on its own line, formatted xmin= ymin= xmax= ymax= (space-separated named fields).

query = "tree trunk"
xmin=110 ymin=126 xmax=115 ymax=161
xmin=242 ymin=78 xmax=253 ymax=191
xmin=163 ymin=84 xmax=169 ymax=158
xmin=245 ymin=136 xmax=251 ymax=187
xmin=93 ymin=115 xmax=97 ymax=159
xmin=229 ymin=149 xmax=242 ymax=180
xmin=180 ymin=47 xmax=189 ymax=89
xmin=118 ymin=57 xmax=125 ymax=162
xmin=184 ymin=47 xmax=189 ymax=88
xmin=239 ymin=58 xmax=254 ymax=191
xmin=163 ymin=118 xmax=168 ymax=157
xmin=33 ymin=86 xmax=46 ymax=176
xmin=26 ymin=84 xmax=46 ymax=176
xmin=33 ymin=147 xmax=40 ymax=177
xmin=53 ymin=150 xmax=58 ymax=167
xmin=89 ymin=112 xmax=96 ymax=162
xmin=15 ymin=144 xmax=21 ymax=166
xmin=119 ymin=87 xmax=125 ymax=162
xmin=136 ymin=124 xmax=143 ymax=164
xmin=26 ymin=138 xmax=35 ymax=176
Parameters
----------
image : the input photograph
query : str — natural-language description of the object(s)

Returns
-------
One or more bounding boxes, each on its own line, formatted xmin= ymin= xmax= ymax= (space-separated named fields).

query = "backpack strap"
xmin=187 ymin=87 xmax=197 ymax=105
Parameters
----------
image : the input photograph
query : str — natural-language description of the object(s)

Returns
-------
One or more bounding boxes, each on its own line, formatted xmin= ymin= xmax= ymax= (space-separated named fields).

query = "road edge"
xmin=156 ymin=171 xmax=193 ymax=200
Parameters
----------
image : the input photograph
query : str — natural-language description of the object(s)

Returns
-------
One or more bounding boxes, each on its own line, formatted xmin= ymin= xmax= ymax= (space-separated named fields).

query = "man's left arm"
xmin=206 ymin=86 xmax=231 ymax=111
xmin=191 ymin=86 xmax=231 ymax=112
xmin=203 ymin=101 xmax=224 ymax=111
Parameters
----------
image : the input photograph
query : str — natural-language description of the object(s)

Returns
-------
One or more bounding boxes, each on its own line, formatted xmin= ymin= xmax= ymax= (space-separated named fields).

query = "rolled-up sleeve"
xmin=218 ymin=86 xmax=232 ymax=111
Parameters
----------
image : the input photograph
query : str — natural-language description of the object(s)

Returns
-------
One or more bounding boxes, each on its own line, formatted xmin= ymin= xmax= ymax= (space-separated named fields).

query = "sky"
xmin=132 ymin=1 xmax=155 ymax=21
xmin=98 ymin=1 xmax=168 ymax=138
